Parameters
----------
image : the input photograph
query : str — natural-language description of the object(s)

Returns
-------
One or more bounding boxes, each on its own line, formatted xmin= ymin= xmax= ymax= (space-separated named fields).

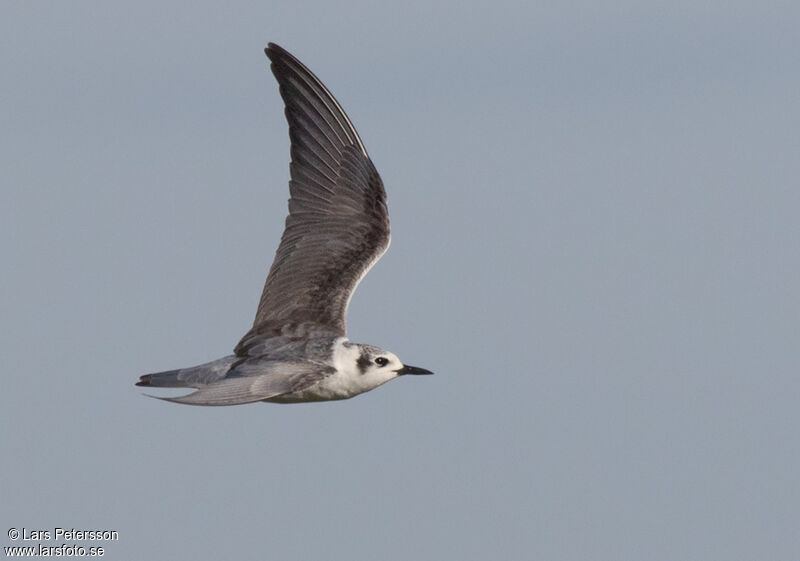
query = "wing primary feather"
xmin=267 ymin=43 xmax=368 ymax=156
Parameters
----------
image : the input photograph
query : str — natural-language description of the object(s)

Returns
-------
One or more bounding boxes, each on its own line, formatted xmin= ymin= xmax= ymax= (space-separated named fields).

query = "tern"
xmin=136 ymin=43 xmax=433 ymax=405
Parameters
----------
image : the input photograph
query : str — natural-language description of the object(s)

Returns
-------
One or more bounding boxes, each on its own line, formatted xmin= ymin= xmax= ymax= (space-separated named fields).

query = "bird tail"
xmin=136 ymin=355 xmax=237 ymax=388
xmin=136 ymin=369 xmax=185 ymax=388
xmin=135 ymin=355 xmax=273 ymax=406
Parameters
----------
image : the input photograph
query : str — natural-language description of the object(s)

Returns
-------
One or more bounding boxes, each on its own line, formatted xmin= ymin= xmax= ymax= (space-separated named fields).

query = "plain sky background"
xmin=2 ymin=1 xmax=798 ymax=559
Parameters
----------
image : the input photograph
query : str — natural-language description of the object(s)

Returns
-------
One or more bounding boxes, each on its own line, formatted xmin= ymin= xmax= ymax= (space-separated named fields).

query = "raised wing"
xmin=236 ymin=43 xmax=390 ymax=354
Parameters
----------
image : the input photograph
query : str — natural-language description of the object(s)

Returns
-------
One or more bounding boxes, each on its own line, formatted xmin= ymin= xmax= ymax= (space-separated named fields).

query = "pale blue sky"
xmin=2 ymin=1 xmax=799 ymax=559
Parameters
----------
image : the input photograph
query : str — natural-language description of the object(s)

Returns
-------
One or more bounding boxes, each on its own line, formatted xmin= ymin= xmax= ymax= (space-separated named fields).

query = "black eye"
xmin=374 ymin=357 xmax=389 ymax=367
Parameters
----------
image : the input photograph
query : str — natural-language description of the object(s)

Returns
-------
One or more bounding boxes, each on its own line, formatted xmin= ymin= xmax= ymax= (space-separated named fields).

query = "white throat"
xmin=331 ymin=337 xmax=362 ymax=376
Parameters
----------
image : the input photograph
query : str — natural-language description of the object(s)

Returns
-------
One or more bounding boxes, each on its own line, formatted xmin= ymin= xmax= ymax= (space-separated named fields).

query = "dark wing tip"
xmin=135 ymin=374 xmax=152 ymax=387
xmin=262 ymin=40 xmax=369 ymax=160
xmin=265 ymin=42 xmax=291 ymax=63
xmin=264 ymin=42 xmax=311 ymax=80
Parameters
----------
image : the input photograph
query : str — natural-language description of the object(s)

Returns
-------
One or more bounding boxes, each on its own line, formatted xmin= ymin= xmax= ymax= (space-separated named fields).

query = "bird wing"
xmin=236 ymin=43 xmax=390 ymax=354
xmin=146 ymin=359 xmax=336 ymax=406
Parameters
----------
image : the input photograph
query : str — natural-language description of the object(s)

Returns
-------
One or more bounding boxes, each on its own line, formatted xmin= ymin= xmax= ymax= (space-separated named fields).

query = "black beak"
xmin=396 ymin=364 xmax=434 ymax=376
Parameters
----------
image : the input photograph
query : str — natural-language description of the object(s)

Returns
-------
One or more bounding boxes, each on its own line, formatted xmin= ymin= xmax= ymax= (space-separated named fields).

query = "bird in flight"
xmin=136 ymin=43 xmax=433 ymax=405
